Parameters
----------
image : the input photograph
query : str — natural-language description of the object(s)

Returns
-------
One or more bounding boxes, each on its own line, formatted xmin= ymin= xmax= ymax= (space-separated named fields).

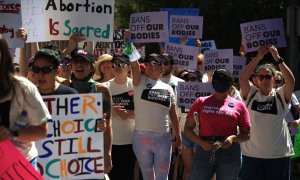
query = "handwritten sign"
xmin=22 ymin=0 xmax=115 ymax=42
xmin=204 ymin=49 xmax=233 ymax=73
xmin=170 ymin=15 xmax=203 ymax=39
xmin=0 ymin=140 xmax=43 ymax=179
xmin=200 ymin=40 xmax=217 ymax=53
xmin=176 ymin=82 xmax=214 ymax=107
xmin=165 ymin=43 xmax=199 ymax=69
xmin=240 ymin=18 xmax=286 ymax=52
xmin=36 ymin=94 xmax=104 ymax=179
xmin=129 ymin=11 xmax=168 ymax=43
xmin=0 ymin=0 xmax=23 ymax=47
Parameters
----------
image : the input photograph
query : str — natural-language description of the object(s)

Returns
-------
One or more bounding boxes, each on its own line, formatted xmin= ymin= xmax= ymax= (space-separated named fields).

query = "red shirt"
xmin=187 ymin=95 xmax=251 ymax=137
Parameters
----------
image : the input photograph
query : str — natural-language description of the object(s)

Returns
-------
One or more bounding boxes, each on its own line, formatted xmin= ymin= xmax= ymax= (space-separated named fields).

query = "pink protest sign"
xmin=0 ymin=140 xmax=43 ymax=180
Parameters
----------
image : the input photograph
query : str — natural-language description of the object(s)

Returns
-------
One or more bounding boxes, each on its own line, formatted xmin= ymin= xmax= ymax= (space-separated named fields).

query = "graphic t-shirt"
xmin=187 ymin=95 xmax=251 ymax=137
xmin=134 ymin=75 xmax=176 ymax=133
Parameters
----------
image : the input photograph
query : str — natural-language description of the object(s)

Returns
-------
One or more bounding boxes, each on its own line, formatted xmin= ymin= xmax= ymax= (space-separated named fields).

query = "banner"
xmin=0 ymin=140 xmax=43 ymax=179
xmin=176 ymin=82 xmax=214 ymax=107
xmin=204 ymin=49 xmax=233 ymax=73
xmin=0 ymin=0 xmax=23 ymax=47
xmin=240 ymin=18 xmax=286 ymax=52
xmin=129 ymin=11 xmax=168 ymax=43
xmin=169 ymin=15 xmax=203 ymax=39
xmin=36 ymin=94 xmax=104 ymax=179
xmin=22 ymin=0 xmax=115 ymax=42
xmin=165 ymin=43 xmax=199 ymax=69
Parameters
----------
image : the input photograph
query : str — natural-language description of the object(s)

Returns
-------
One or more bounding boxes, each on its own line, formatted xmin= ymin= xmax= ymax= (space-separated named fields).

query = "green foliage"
xmin=115 ymin=0 xmax=286 ymax=55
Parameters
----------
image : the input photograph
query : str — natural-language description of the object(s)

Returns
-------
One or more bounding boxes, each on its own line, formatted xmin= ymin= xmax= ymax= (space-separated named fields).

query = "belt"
xmin=200 ymin=136 xmax=226 ymax=142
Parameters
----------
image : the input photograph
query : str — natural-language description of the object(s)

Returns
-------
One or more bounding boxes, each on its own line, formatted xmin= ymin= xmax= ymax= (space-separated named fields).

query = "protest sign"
xmin=240 ymin=18 xmax=286 ymax=52
xmin=232 ymin=56 xmax=246 ymax=79
xmin=22 ymin=0 xmax=115 ymax=42
xmin=36 ymin=93 xmax=104 ymax=179
xmin=9 ymin=48 xmax=21 ymax=64
xmin=170 ymin=15 xmax=203 ymax=39
xmin=129 ymin=11 xmax=168 ymax=43
xmin=0 ymin=0 xmax=23 ymax=47
xmin=204 ymin=49 xmax=233 ymax=73
xmin=165 ymin=43 xmax=199 ymax=69
xmin=0 ymin=140 xmax=43 ymax=179
xmin=176 ymin=82 xmax=214 ymax=107
xmin=160 ymin=8 xmax=199 ymax=46
xmin=200 ymin=40 xmax=217 ymax=53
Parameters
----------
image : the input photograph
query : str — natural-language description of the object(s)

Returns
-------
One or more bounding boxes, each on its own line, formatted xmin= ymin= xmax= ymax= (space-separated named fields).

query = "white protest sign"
xmin=201 ymin=40 xmax=217 ymax=53
xmin=232 ymin=56 xmax=246 ymax=79
xmin=204 ymin=49 xmax=233 ymax=73
xmin=36 ymin=94 xmax=104 ymax=180
xmin=9 ymin=48 xmax=21 ymax=64
xmin=177 ymin=82 xmax=214 ymax=107
xmin=129 ymin=11 xmax=168 ymax=43
xmin=21 ymin=0 xmax=49 ymax=42
xmin=240 ymin=18 xmax=286 ymax=52
xmin=170 ymin=15 xmax=203 ymax=39
xmin=0 ymin=0 xmax=23 ymax=47
xmin=165 ymin=43 xmax=199 ymax=69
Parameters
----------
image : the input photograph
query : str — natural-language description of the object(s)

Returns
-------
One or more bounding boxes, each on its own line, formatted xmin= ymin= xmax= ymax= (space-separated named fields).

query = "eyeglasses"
xmin=60 ymin=61 xmax=72 ymax=67
xmin=146 ymin=61 xmax=162 ymax=66
xmin=31 ymin=66 xmax=57 ymax=74
xmin=257 ymin=74 xmax=273 ymax=81
xmin=112 ymin=62 xmax=127 ymax=68
xmin=275 ymin=80 xmax=283 ymax=84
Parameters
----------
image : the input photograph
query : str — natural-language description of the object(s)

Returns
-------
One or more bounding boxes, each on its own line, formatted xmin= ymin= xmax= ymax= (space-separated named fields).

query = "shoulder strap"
xmin=246 ymin=90 xmax=258 ymax=108
xmin=275 ymin=92 xmax=285 ymax=110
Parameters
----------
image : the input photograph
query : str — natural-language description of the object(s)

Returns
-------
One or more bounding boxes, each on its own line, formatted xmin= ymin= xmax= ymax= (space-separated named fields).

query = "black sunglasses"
xmin=112 ymin=62 xmax=127 ymax=68
xmin=257 ymin=74 xmax=273 ymax=81
xmin=60 ymin=60 xmax=72 ymax=67
xmin=31 ymin=66 xmax=57 ymax=74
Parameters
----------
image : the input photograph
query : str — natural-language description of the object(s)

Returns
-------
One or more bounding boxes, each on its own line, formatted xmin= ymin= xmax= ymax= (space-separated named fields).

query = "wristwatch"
xmin=10 ymin=129 xmax=19 ymax=141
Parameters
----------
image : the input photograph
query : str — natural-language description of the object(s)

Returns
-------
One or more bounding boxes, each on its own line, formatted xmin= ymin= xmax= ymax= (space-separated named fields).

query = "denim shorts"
xmin=181 ymin=132 xmax=196 ymax=149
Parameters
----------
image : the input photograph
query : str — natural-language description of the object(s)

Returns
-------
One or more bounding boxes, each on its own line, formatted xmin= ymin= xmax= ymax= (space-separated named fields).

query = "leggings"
xmin=133 ymin=130 xmax=172 ymax=180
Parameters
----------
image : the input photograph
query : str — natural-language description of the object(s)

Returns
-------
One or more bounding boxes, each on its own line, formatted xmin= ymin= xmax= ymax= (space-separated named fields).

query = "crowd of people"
xmin=0 ymin=26 xmax=299 ymax=180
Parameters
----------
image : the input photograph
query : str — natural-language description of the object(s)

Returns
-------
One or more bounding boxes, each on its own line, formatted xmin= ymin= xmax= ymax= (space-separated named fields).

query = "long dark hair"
xmin=0 ymin=37 xmax=16 ymax=97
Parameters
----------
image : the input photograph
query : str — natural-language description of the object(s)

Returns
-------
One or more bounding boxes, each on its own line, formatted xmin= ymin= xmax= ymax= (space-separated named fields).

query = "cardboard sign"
xmin=176 ymin=82 xmax=214 ymax=107
xmin=200 ymin=40 xmax=217 ymax=53
xmin=22 ymin=0 xmax=115 ymax=42
xmin=0 ymin=140 xmax=43 ymax=179
xmin=129 ymin=11 xmax=168 ymax=43
xmin=204 ymin=49 xmax=233 ymax=73
xmin=232 ymin=56 xmax=246 ymax=79
xmin=36 ymin=94 xmax=104 ymax=179
xmin=160 ymin=8 xmax=199 ymax=46
xmin=240 ymin=18 xmax=286 ymax=52
xmin=165 ymin=43 xmax=199 ymax=69
xmin=0 ymin=0 xmax=23 ymax=47
xmin=169 ymin=15 xmax=203 ymax=39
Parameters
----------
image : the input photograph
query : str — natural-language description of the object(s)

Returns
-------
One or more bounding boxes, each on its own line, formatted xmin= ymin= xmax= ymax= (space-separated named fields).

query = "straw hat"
xmin=93 ymin=54 xmax=113 ymax=80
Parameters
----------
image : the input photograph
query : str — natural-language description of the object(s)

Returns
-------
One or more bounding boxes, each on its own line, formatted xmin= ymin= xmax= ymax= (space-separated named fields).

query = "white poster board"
xmin=201 ymin=40 xmax=217 ymax=53
xmin=0 ymin=0 xmax=23 ymax=47
xmin=176 ymin=82 xmax=214 ymax=107
xmin=232 ymin=56 xmax=247 ymax=79
xmin=165 ymin=43 xmax=199 ymax=69
xmin=170 ymin=15 xmax=203 ymax=39
xmin=204 ymin=49 xmax=233 ymax=73
xmin=129 ymin=11 xmax=168 ymax=43
xmin=36 ymin=94 xmax=104 ymax=180
xmin=240 ymin=18 xmax=286 ymax=52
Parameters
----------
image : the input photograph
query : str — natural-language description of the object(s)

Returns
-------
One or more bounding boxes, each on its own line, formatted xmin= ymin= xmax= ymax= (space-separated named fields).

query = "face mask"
xmin=212 ymin=79 xmax=232 ymax=93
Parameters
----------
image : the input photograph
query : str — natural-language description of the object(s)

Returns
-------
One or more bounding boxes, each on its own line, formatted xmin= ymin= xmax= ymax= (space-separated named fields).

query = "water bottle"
xmin=124 ymin=39 xmax=133 ymax=55
xmin=13 ymin=111 xmax=28 ymax=130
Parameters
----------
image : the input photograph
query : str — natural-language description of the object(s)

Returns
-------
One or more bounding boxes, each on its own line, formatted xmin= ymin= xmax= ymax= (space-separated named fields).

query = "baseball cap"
xmin=212 ymin=68 xmax=233 ymax=82
xmin=34 ymin=48 xmax=60 ymax=67
xmin=71 ymin=48 xmax=95 ymax=63
xmin=112 ymin=53 xmax=130 ymax=64
xmin=161 ymin=53 xmax=175 ymax=65
xmin=144 ymin=53 xmax=164 ymax=64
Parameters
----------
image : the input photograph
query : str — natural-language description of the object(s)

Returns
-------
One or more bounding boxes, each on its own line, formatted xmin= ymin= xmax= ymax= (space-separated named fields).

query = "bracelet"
xmin=276 ymin=57 xmax=284 ymax=64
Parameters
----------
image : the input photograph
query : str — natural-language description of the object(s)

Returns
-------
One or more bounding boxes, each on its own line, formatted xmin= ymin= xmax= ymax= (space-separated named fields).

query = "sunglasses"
xmin=146 ymin=61 xmax=162 ymax=66
xmin=31 ymin=66 xmax=57 ymax=74
xmin=112 ymin=62 xmax=127 ymax=68
xmin=257 ymin=74 xmax=273 ymax=81
xmin=60 ymin=61 xmax=72 ymax=67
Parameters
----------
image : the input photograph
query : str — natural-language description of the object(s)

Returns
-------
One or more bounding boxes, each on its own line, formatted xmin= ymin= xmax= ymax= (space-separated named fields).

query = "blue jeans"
xmin=240 ymin=155 xmax=290 ymax=180
xmin=189 ymin=143 xmax=241 ymax=180
xmin=182 ymin=132 xmax=196 ymax=149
